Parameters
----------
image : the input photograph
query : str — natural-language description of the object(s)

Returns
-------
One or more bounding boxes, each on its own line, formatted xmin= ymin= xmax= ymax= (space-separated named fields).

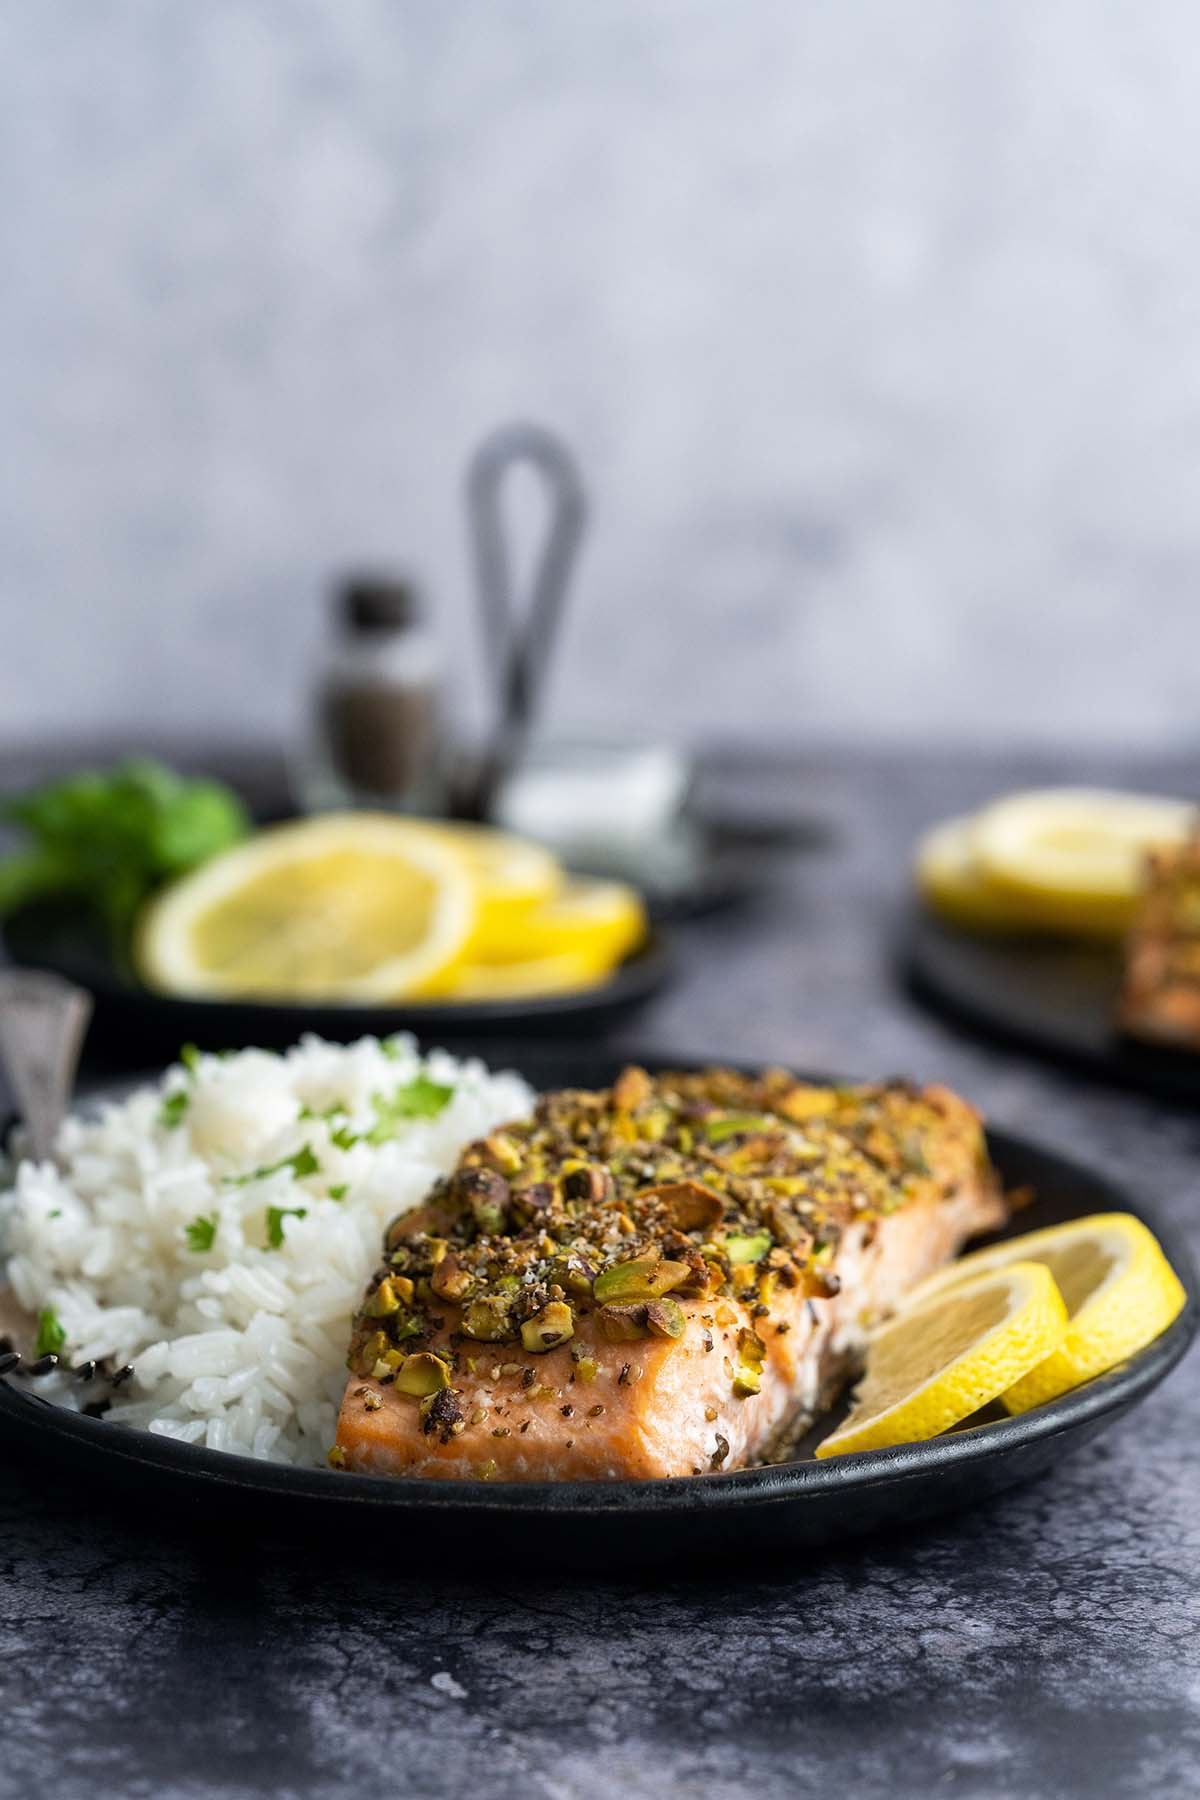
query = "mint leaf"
xmin=226 ymin=1144 xmax=320 ymax=1187
xmin=159 ymin=1089 xmax=190 ymax=1129
xmin=266 ymin=1205 xmax=307 ymax=1249
xmin=366 ymin=1075 xmax=454 ymax=1144
xmin=185 ymin=1215 xmax=217 ymax=1253
xmin=34 ymin=1308 xmax=65 ymax=1358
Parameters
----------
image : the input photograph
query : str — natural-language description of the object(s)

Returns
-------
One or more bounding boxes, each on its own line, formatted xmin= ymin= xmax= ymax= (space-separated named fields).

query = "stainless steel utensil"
xmin=0 ymin=969 xmax=91 ymax=1163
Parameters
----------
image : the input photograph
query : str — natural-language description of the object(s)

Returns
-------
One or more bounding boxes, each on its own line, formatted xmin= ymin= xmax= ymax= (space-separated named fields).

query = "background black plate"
xmin=1 ymin=909 xmax=673 ymax=1066
xmin=0 ymin=1050 xmax=1194 ymax=1567
xmin=904 ymin=907 xmax=1200 ymax=1105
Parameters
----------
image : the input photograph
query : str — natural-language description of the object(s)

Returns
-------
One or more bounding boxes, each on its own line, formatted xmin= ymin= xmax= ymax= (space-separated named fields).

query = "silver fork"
xmin=0 ymin=968 xmax=91 ymax=1164
xmin=0 ymin=969 xmax=91 ymax=1377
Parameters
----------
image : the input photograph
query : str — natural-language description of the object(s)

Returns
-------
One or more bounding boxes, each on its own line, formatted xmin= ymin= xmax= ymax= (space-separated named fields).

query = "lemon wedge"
xmin=970 ymin=789 xmax=1194 ymax=936
xmin=136 ymin=814 xmax=477 ymax=1001
xmin=894 ymin=1213 xmax=1187 ymax=1415
xmin=815 ymin=1261 xmax=1067 ymax=1458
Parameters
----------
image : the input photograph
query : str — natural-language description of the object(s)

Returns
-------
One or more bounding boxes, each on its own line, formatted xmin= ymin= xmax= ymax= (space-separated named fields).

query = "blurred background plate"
xmin=903 ymin=908 xmax=1200 ymax=1104
xmin=1 ymin=906 xmax=674 ymax=1065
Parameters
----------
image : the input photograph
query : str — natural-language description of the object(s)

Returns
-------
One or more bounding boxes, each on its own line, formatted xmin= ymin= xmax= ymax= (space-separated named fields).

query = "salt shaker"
xmin=299 ymin=573 xmax=445 ymax=815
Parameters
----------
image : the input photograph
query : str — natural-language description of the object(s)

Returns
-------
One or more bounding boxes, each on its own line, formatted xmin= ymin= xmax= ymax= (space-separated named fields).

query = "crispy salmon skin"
xmin=333 ymin=1066 xmax=1005 ymax=1480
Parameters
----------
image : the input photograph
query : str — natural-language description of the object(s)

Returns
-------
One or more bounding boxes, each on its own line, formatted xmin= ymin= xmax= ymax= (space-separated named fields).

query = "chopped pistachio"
xmin=733 ymin=1326 xmax=766 ymax=1397
xmin=520 ymin=1300 xmax=575 ymax=1354
xmin=779 ymin=1084 xmax=837 ymax=1120
xmin=365 ymin=1277 xmax=402 ymax=1316
xmin=613 ymin=1065 xmax=652 ymax=1112
xmin=724 ymin=1230 xmax=772 ymax=1265
xmin=482 ymin=1132 xmax=523 ymax=1175
xmin=420 ymin=1386 xmax=465 ymax=1440
xmin=560 ymin=1162 xmax=612 ymax=1205
xmin=593 ymin=1255 xmax=689 ymax=1303
xmin=638 ymin=1180 xmax=725 ymax=1233
xmin=644 ymin=1298 xmax=685 ymax=1339
xmin=461 ymin=1296 xmax=516 ymax=1342
xmin=597 ymin=1301 xmax=652 ymax=1342
xmin=430 ymin=1254 xmax=475 ymax=1302
xmin=637 ymin=1105 xmax=670 ymax=1141
xmin=702 ymin=1114 xmax=773 ymax=1144
xmin=395 ymin=1351 xmax=452 ymax=1397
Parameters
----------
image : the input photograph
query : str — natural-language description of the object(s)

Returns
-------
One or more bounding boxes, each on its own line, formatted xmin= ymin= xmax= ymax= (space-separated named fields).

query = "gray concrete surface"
xmin=1 ymin=745 xmax=1197 ymax=1800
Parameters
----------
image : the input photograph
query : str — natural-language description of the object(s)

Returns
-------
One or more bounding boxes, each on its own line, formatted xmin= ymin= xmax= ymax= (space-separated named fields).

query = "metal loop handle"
xmin=465 ymin=422 xmax=588 ymax=817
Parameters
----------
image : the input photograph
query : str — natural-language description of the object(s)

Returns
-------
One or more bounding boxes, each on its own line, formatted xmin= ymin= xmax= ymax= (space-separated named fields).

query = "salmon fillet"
xmin=333 ymin=1066 xmax=1006 ymax=1480
xmin=1120 ymin=838 xmax=1200 ymax=1049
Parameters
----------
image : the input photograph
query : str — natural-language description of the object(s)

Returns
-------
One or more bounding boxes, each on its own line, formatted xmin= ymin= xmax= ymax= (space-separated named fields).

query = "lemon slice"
xmin=480 ymin=877 xmax=646 ymax=965
xmin=915 ymin=816 xmax=1047 ymax=934
xmin=136 ymin=814 xmax=477 ymax=1001
xmin=435 ymin=947 xmax=614 ymax=1001
xmin=971 ymin=789 xmax=1195 ymax=934
xmin=815 ymin=1261 xmax=1067 ymax=1458
xmin=432 ymin=824 xmax=563 ymax=954
xmin=895 ymin=1213 xmax=1187 ymax=1415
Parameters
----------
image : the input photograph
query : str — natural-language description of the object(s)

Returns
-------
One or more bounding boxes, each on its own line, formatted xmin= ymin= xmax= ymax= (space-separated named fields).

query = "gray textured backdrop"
xmin=3 ymin=1 xmax=1200 ymax=755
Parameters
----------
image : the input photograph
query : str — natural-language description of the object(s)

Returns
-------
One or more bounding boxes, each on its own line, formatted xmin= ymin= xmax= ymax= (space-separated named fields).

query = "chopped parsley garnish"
xmin=366 ymin=1074 xmax=454 ymax=1143
xmin=226 ymin=1144 xmax=320 ymax=1187
xmin=298 ymin=1101 xmax=348 ymax=1122
xmin=327 ymin=1183 xmax=348 ymax=1201
xmin=185 ymin=1214 xmax=217 ymax=1253
xmin=266 ymin=1205 xmax=308 ymax=1249
xmin=158 ymin=1089 xmax=190 ymax=1129
xmin=34 ymin=1308 xmax=65 ymax=1358
xmin=323 ymin=1076 xmax=454 ymax=1153
xmin=381 ymin=1035 xmax=405 ymax=1060
xmin=180 ymin=1042 xmax=201 ymax=1073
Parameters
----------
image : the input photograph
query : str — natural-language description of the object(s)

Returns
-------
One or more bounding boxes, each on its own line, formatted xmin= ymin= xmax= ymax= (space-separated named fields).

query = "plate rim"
xmin=903 ymin=904 xmax=1200 ymax=1103
xmin=2 ymin=913 xmax=673 ymax=1024
xmin=1 ymin=1095 xmax=1195 ymax=1515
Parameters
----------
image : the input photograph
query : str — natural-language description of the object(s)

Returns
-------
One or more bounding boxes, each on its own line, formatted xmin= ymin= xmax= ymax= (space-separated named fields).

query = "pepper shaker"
xmin=298 ymin=572 xmax=445 ymax=815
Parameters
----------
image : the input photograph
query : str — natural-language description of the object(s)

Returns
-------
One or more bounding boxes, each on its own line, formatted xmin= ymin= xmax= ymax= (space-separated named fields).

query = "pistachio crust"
xmin=346 ymin=1066 xmax=991 ymax=1432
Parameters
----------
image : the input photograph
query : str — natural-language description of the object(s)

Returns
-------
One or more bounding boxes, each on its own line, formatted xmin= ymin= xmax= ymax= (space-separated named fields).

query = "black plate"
xmin=1 ymin=1050 xmax=1193 ymax=1566
xmin=1 ymin=908 xmax=673 ymax=1065
xmin=904 ymin=909 xmax=1200 ymax=1103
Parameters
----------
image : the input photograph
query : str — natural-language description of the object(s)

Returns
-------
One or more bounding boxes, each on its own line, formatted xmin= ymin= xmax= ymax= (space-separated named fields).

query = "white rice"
xmin=0 ymin=1035 xmax=533 ymax=1466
